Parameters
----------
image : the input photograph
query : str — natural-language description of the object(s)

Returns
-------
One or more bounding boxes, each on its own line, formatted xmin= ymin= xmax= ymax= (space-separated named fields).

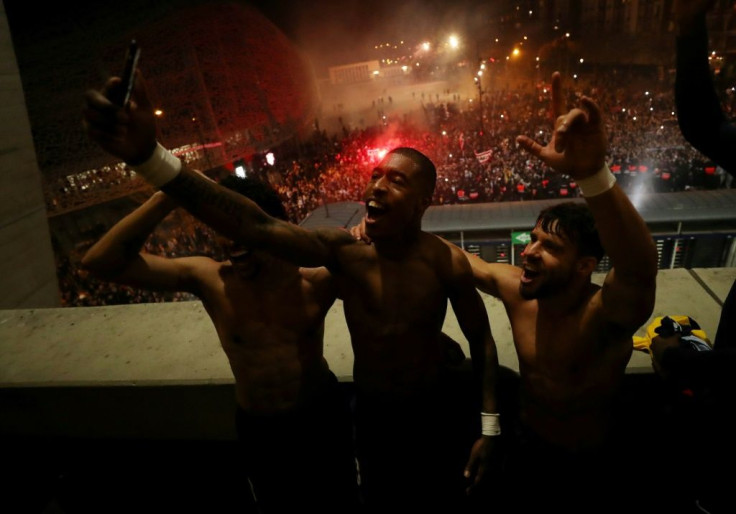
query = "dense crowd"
xmin=262 ymin=69 xmax=732 ymax=223
xmin=57 ymin=68 xmax=734 ymax=306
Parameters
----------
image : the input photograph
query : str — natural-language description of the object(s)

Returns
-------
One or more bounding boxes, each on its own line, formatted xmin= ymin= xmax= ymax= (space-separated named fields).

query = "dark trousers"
xmin=354 ymin=378 xmax=478 ymax=514
xmin=236 ymin=373 xmax=361 ymax=514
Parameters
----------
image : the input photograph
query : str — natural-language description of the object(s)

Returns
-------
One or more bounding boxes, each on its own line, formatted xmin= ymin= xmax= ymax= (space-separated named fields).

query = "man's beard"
xmin=519 ymin=270 xmax=570 ymax=300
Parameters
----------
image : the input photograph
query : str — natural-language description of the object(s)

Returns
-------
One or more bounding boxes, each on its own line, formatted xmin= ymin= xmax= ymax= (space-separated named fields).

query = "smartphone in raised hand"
xmin=111 ymin=39 xmax=140 ymax=107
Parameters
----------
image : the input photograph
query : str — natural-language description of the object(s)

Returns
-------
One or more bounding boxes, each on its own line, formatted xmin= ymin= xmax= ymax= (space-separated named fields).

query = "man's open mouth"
xmin=521 ymin=267 xmax=540 ymax=283
xmin=366 ymin=200 xmax=387 ymax=221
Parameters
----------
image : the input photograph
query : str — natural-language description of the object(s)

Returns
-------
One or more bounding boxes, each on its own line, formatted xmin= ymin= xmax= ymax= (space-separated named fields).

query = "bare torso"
xmin=195 ymin=259 xmax=336 ymax=414
xmin=503 ymin=276 xmax=632 ymax=450
xmin=334 ymin=233 xmax=455 ymax=400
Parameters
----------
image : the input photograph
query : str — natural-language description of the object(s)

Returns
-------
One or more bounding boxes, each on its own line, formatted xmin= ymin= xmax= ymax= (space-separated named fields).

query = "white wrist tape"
xmin=481 ymin=412 xmax=501 ymax=436
xmin=576 ymin=164 xmax=616 ymax=197
xmin=131 ymin=143 xmax=182 ymax=188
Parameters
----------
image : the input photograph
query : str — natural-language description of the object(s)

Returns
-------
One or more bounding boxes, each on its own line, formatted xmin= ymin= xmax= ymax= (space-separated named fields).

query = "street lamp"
xmin=475 ymin=62 xmax=485 ymax=134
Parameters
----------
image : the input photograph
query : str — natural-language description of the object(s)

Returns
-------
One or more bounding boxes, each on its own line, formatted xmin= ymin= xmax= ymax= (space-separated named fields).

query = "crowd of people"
xmin=57 ymin=66 xmax=733 ymax=306
xmin=258 ymin=67 xmax=731 ymax=223
xmin=50 ymin=65 xmax=731 ymax=217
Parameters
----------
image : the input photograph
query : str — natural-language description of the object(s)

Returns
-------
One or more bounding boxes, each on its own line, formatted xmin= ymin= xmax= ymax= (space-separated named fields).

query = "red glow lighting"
xmin=366 ymin=147 xmax=390 ymax=163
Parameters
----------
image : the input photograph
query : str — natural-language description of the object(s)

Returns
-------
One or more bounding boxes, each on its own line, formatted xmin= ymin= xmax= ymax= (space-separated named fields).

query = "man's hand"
xmin=463 ymin=435 xmax=499 ymax=495
xmin=650 ymin=334 xmax=681 ymax=379
xmin=82 ymin=70 xmax=158 ymax=165
xmin=516 ymin=71 xmax=607 ymax=180
xmin=349 ymin=216 xmax=372 ymax=244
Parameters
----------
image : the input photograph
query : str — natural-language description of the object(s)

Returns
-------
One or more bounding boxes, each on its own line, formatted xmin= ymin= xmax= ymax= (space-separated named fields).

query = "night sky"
xmin=5 ymin=0 xmax=498 ymax=76
xmin=251 ymin=0 xmax=499 ymax=72
xmin=2 ymin=0 xmax=503 ymax=177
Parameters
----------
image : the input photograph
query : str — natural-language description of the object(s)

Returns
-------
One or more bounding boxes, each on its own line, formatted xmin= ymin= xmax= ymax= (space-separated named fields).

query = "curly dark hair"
xmin=536 ymin=202 xmax=605 ymax=261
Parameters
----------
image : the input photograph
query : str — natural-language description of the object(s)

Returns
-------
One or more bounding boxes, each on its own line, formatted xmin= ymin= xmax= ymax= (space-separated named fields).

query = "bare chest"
xmin=509 ymin=303 xmax=630 ymax=405
xmin=511 ymin=305 xmax=599 ymax=382
xmin=203 ymin=277 xmax=328 ymax=350
xmin=339 ymin=255 xmax=447 ymax=334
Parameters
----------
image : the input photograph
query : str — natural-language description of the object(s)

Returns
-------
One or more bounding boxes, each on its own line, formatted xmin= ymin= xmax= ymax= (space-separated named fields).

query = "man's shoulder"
xmin=191 ymin=257 xmax=230 ymax=280
xmin=418 ymin=231 xmax=460 ymax=256
xmin=168 ymin=254 xmax=221 ymax=273
xmin=298 ymin=265 xmax=332 ymax=283
xmin=313 ymin=226 xmax=359 ymax=246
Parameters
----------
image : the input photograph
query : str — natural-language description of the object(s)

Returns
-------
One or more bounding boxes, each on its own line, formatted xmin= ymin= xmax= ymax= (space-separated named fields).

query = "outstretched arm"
xmin=517 ymin=72 xmax=658 ymax=332
xmin=459 ymin=248 xmax=521 ymax=300
xmin=674 ymin=0 xmax=736 ymax=175
xmin=81 ymin=191 xmax=204 ymax=293
xmin=83 ymin=72 xmax=351 ymax=268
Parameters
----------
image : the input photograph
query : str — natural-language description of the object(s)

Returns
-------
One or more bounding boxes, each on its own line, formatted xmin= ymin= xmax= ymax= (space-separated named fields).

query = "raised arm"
xmin=80 ymin=191 xmax=205 ymax=293
xmin=83 ymin=72 xmax=350 ymax=269
xmin=517 ymin=72 xmax=658 ymax=331
xmin=674 ymin=0 xmax=736 ymax=174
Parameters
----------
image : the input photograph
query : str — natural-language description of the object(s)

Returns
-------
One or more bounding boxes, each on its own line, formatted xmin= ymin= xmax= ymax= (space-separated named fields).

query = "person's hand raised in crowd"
xmin=516 ymin=71 xmax=607 ymax=180
xmin=83 ymin=70 xmax=158 ymax=165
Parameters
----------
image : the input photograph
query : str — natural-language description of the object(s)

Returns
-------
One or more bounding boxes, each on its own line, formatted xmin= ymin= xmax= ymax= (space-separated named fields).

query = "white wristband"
xmin=131 ymin=142 xmax=182 ymax=188
xmin=576 ymin=164 xmax=616 ymax=197
xmin=481 ymin=412 xmax=501 ymax=436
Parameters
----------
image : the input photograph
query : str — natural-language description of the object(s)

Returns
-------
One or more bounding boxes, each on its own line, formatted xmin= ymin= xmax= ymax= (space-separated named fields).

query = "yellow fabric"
xmin=632 ymin=315 xmax=711 ymax=353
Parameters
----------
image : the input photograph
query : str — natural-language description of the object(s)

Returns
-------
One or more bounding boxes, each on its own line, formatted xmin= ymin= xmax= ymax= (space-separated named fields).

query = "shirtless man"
xmin=83 ymin=72 xmax=499 ymax=513
xmin=470 ymin=74 xmax=658 ymax=512
xmin=81 ymin=176 xmax=360 ymax=514
xmin=355 ymin=73 xmax=658 ymax=513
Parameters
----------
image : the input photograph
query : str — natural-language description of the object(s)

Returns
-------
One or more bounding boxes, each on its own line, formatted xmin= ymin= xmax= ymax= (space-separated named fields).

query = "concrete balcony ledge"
xmin=0 ymin=267 xmax=733 ymax=441
xmin=1 ymin=267 xmax=733 ymax=388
